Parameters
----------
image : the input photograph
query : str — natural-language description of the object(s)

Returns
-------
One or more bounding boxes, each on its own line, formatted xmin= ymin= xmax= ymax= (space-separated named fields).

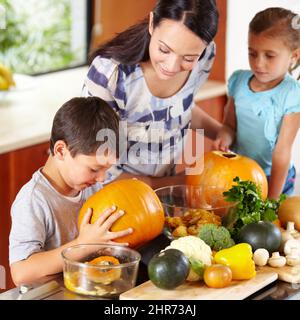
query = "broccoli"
xmin=198 ymin=224 xmax=235 ymax=251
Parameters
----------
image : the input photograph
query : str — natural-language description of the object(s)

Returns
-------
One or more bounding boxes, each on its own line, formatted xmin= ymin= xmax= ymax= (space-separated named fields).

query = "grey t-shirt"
xmin=9 ymin=168 xmax=101 ymax=265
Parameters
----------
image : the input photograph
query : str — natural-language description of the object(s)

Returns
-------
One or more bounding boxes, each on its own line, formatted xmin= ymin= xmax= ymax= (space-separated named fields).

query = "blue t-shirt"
xmin=229 ymin=70 xmax=300 ymax=176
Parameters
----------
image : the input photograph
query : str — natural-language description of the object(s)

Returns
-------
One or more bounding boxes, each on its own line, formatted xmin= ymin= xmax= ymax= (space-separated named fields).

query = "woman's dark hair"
xmin=89 ymin=0 xmax=219 ymax=65
xmin=50 ymin=97 xmax=120 ymax=157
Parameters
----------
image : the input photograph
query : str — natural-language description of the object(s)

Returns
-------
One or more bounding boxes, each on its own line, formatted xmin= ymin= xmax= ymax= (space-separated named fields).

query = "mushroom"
xmin=253 ymin=248 xmax=269 ymax=266
xmin=293 ymin=232 xmax=300 ymax=240
xmin=283 ymin=221 xmax=300 ymax=240
xmin=279 ymin=221 xmax=300 ymax=253
xmin=268 ymin=252 xmax=286 ymax=268
xmin=283 ymin=239 xmax=300 ymax=256
xmin=279 ymin=229 xmax=294 ymax=253
xmin=286 ymin=254 xmax=300 ymax=267
xmin=285 ymin=247 xmax=300 ymax=267
xmin=286 ymin=222 xmax=299 ymax=236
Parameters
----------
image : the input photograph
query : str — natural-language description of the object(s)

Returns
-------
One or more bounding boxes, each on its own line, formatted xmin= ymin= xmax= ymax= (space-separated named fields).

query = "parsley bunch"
xmin=222 ymin=177 xmax=286 ymax=240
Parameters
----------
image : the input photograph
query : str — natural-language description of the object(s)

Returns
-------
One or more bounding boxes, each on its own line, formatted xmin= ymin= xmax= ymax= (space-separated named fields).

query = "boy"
xmin=9 ymin=97 xmax=132 ymax=286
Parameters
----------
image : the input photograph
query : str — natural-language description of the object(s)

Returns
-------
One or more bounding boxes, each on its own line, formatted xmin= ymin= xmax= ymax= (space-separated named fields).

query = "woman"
xmin=83 ymin=0 xmax=229 ymax=189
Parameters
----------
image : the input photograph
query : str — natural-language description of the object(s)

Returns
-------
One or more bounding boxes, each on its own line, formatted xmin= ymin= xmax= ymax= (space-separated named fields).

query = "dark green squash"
xmin=147 ymin=249 xmax=190 ymax=290
xmin=238 ymin=221 xmax=282 ymax=253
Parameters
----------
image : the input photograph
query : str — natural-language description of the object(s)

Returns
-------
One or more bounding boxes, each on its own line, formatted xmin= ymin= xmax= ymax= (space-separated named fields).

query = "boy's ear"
xmin=53 ymin=140 xmax=68 ymax=160
xmin=149 ymin=12 xmax=154 ymax=36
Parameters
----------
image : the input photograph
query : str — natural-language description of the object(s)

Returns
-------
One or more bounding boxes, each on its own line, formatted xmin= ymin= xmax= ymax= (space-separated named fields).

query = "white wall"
xmin=226 ymin=1 xmax=300 ymax=193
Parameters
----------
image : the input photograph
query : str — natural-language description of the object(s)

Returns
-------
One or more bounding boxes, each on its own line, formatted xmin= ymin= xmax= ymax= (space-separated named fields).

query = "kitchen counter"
xmin=0 ymin=70 xmax=227 ymax=155
xmin=3 ymin=275 xmax=300 ymax=301
xmin=1 ymin=234 xmax=300 ymax=300
xmin=0 ymin=67 xmax=89 ymax=155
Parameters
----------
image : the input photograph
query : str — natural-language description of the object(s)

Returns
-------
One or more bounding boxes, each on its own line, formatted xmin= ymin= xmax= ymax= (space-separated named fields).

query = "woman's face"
xmin=148 ymin=16 xmax=207 ymax=80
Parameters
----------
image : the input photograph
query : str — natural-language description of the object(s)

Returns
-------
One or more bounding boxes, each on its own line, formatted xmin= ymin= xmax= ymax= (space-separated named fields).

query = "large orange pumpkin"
xmin=185 ymin=151 xmax=268 ymax=208
xmin=78 ymin=179 xmax=164 ymax=248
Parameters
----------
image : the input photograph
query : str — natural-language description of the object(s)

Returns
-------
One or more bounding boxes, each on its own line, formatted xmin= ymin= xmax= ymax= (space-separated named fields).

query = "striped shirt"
xmin=82 ymin=42 xmax=215 ymax=182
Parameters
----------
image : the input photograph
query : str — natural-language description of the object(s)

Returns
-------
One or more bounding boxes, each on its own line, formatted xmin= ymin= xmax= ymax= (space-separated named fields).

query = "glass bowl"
xmin=155 ymin=185 xmax=236 ymax=240
xmin=61 ymin=244 xmax=141 ymax=298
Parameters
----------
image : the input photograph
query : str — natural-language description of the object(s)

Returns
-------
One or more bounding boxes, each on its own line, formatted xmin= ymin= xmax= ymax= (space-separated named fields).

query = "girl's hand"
xmin=213 ymin=125 xmax=235 ymax=152
xmin=77 ymin=206 xmax=133 ymax=246
xmin=213 ymin=133 xmax=231 ymax=152
xmin=213 ymin=136 xmax=230 ymax=152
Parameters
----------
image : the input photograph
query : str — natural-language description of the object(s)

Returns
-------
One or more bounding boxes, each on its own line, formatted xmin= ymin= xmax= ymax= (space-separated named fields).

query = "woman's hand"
xmin=77 ymin=206 xmax=133 ymax=245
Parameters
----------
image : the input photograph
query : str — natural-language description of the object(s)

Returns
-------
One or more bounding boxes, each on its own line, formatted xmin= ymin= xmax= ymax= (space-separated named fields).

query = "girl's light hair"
xmin=249 ymin=7 xmax=300 ymax=80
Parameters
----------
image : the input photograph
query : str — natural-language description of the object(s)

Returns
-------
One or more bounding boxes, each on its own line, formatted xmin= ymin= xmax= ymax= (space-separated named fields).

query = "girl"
xmin=82 ymin=0 xmax=229 ymax=189
xmin=214 ymin=7 xmax=300 ymax=199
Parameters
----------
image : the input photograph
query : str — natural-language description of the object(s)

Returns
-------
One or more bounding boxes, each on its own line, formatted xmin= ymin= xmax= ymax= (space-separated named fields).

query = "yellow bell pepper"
xmin=214 ymin=243 xmax=256 ymax=280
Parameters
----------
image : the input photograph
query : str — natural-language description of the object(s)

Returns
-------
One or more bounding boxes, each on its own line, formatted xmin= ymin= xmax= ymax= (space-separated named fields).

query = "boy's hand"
xmin=77 ymin=206 xmax=133 ymax=246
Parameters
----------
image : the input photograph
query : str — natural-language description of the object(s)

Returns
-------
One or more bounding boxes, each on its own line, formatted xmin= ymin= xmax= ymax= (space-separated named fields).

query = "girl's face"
xmin=148 ymin=16 xmax=207 ymax=80
xmin=248 ymin=32 xmax=298 ymax=85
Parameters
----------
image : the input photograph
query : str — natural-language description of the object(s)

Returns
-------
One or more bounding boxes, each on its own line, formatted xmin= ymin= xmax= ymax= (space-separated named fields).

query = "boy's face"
xmin=60 ymin=150 xmax=113 ymax=191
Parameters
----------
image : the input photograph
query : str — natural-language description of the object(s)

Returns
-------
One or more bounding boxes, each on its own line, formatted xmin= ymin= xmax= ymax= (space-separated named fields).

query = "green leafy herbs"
xmin=198 ymin=223 xmax=235 ymax=251
xmin=222 ymin=177 xmax=286 ymax=240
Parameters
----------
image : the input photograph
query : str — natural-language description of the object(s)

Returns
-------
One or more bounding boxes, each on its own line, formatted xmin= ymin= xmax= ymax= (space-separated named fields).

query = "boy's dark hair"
xmin=89 ymin=0 xmax=219 ymax=64
xmin=50 ymin=97 xmax=119 ymax=157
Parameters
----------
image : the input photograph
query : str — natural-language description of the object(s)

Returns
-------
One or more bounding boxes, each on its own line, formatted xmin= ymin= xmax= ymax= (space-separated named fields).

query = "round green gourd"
xmin=238 ymin=221 xmax=282 ymax=253
xmin=148 ymin=249 xmax=190 ymax=290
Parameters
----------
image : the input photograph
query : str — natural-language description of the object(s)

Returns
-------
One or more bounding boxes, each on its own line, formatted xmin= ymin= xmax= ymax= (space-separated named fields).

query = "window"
xmin=0 ymin=0 xmax=91 ymax=75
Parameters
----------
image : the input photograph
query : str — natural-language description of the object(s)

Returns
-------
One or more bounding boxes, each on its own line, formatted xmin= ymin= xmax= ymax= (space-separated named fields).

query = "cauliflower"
xmin=164 ymin=236 xmax=212 ymax=281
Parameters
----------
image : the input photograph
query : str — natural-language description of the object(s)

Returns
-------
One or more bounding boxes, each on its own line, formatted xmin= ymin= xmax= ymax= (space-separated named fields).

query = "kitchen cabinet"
xmin=198 ymin=95 xmax=227 ymax=151
xmin=176 ymin=91 xmax=227 ymax=173
xmin=91 ymin=0 xmax=157 ymax=50
xmin=0 ymin=142 xmax=49 ymax=292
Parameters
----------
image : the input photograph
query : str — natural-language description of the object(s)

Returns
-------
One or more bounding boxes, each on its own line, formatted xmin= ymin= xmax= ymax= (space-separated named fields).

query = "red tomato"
xmin=204 ymin=264 xmax=232 ymax=288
